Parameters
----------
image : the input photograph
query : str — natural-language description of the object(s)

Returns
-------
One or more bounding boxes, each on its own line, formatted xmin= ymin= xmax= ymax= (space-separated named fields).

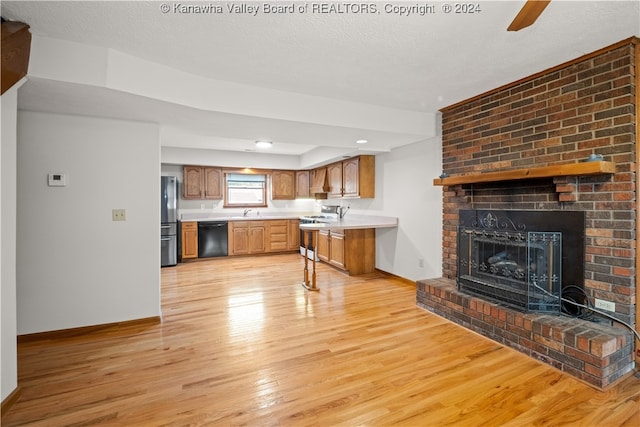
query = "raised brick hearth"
xmin=417 ymin=278 xmax=634 ymax=389
xmin=418 ymin=38 xmax=639 ymax=389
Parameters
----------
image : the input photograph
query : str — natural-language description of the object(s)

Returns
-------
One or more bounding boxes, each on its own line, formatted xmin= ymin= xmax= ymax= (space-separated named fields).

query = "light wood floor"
xmin=3 ymin=254 xmax=640 ymax=426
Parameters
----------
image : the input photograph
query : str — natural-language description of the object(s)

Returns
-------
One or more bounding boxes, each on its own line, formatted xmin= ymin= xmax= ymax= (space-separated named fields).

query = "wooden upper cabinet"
xmin=327 ymin=162 xmax=344 ymax=198
xmin=295 ymin=171 xmax=310 ymax=198
xmin=326 ymin=155 xmax=375 ymax=199
xmin=183 ymin=166 xmax=222 ymax=200
xmin=183 ymin=166 xmax=203 ymax=199
xmin=343 ymin=156 xmax=374 ymax=198
xmin=271 ymin=170 xmax=296 ymax=200
xmin=203 ymin=167 xmax=223 ymax=199
xmin=182 ymin=156 xmax=373 ymax=200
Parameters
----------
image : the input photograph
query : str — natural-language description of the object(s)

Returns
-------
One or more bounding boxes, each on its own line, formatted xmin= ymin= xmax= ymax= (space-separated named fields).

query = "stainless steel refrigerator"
xmin=161 ymin=176 xmax=178 ymax=267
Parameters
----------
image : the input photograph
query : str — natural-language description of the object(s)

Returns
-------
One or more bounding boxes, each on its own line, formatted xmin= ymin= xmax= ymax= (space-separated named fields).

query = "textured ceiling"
xmin=2 ymin=1 xmax=639 ymax=160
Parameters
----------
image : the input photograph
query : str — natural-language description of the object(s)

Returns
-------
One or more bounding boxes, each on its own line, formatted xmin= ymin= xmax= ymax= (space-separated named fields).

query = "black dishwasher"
xmin=198 ymin=221 xmax=228 ymax=258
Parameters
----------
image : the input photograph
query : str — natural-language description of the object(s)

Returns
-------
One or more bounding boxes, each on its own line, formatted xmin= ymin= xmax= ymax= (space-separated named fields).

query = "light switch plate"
xmin=112 ymin=209 xmax=126 ymax=221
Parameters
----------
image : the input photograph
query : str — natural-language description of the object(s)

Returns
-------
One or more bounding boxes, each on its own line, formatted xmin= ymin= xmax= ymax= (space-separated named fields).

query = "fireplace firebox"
xmin=457 ymin=210 xmax=585 ymax=313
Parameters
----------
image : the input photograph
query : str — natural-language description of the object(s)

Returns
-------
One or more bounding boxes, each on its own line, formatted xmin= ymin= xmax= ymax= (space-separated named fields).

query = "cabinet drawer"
xmin=267 ymin=220 xmax=289 ymax=252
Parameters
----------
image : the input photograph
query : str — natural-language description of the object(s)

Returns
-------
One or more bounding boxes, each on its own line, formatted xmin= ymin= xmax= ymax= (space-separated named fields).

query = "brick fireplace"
xmin=417 ymin=37 xmax=639 ymax=389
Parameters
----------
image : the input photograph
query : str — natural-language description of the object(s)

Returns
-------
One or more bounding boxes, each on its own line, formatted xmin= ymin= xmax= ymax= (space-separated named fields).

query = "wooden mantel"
xmin=433 ymin=161 xmax=616 ymax=186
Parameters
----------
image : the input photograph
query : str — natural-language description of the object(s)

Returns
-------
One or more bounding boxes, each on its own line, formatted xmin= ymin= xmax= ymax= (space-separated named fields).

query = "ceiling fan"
xmin=508 ymin=0 xmax=551 ymax=31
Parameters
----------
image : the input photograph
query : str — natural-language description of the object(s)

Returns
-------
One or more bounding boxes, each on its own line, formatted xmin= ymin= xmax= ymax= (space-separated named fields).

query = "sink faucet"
xmin=243 ymin=208 xmax=252 ymax=217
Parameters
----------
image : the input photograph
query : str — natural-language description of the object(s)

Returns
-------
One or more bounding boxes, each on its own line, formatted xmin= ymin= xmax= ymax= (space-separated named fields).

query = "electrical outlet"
xmin=594 ymin=298 xmax=615 ymax=312
xmin=112 ymin=209 xmax=126 ymax=221
xmin=418 ymin=258 xmax=424 ymax=268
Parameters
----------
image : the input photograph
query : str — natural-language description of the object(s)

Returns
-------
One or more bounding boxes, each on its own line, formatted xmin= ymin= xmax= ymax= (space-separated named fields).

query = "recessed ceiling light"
xmin=356 ymin=139 xmax=368 ymax=144
xmin=255 ymin=140 xmax=273 ymax=148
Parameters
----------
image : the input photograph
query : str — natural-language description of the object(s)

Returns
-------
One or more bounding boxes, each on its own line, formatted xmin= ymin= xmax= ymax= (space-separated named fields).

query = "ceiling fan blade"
xmin=507 ymin=0 xmax=551 ymax=31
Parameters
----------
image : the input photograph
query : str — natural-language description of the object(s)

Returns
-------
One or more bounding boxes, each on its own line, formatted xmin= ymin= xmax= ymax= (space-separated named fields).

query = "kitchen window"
xmin=224 ymin=173 xmax=267 ymax=207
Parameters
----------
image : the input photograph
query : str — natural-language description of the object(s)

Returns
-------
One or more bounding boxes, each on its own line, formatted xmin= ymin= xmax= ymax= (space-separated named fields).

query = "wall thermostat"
xmin=48 ymin=172 xmax=67 ymax=187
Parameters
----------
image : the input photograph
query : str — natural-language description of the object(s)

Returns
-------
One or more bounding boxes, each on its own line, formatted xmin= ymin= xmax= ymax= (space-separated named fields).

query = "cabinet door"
xmin=267 ymin=220 xmax=289 ymax=252
xmin=329 ymin=230 xmax=346 ymax=270
xmin=203 ymin=167 xmax=223 ymax=199
xmin=327 ymin=162 xmax=343 ymax=198
xmin=288 ymin=220 xmax=300 ymax=250
xmin=181 ymin=222 xmax=198 ymax=259
xmin=229 ymin=222 xmax=249 ymax=255
xmin=183 ymin=166 xmax=203 ymax=199
xmin=342 ymin=157 xmax=360 ymax=198
xmin=317 ymin=229 xmax=330 ymax=262
xmin=295 ymin=171 xmax=310 ymax=198
xmin=249 ymin=222 xmax=266 ymax=253
xmin=271 ymin=170 xmax=296 ymax=200
xmin=343 ymin=155 xmax=375 ymax=198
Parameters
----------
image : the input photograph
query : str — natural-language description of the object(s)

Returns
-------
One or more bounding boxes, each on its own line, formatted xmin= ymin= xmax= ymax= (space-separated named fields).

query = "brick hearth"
xmin=420 ymin=37 xmax=638 ymax=388
xmin=416 ymin=278 xmax=634 ymax=389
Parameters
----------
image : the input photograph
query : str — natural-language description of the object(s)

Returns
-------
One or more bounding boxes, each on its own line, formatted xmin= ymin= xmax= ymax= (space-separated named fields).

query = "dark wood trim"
xmin=1 ymin=20 xmax=31 ymax=95
xmin=440 ymin=37 xmax=639 ymax=113
xmin=1 ymin=386 xmax=21 ymax=416
xmin=17 ymin=316 xmax=161 ymax=344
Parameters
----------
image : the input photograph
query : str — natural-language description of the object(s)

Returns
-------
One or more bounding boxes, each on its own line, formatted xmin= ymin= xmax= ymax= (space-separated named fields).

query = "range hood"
xmin=310 ymin=167 xmax=329 ymax=198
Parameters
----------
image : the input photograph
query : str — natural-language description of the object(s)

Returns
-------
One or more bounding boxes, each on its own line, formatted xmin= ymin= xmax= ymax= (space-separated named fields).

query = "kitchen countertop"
xmin=180 ymin=213 xmax=398 ymax=230
xmin=299 ymin=215 xmax=398 ymax=230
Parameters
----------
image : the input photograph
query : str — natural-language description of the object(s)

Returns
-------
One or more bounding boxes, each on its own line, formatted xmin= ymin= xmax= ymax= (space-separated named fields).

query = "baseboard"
xmin=374 ymin=268 xmax=416 ymax=286
xmin=17 ymin=316 xmax=161 ymax=344
xmin=1 ymin=386 xmax=22 ymax=416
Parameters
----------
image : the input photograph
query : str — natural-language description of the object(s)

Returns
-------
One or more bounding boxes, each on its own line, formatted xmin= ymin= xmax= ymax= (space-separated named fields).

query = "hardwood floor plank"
xmin=3 ymin=253 xmax=639 ymax=426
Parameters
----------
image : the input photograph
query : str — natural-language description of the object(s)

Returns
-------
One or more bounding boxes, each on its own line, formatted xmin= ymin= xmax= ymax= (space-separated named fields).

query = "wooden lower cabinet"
xmin=267 ymin=220 xmax=289 ymax=252
xmin=317 ymin=228 xmax=375 ymax=275
xmin=329 ymin=230 xmax=345 ymax=269
xmin=229 ymin=219 xmax=300 ymax=256
xmin=317 ymin=229 xmax=330 ymax=262
xmin=288 ymin=219 xmax=300 ymax=250
xmin=181 ymin=222 xmax=198 ymax=259
xmin=229 ymin=221 xmax=265 ymax=255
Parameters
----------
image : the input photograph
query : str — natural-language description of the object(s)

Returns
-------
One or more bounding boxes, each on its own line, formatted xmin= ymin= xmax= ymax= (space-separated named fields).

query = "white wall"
xmin=1 ymin=82 xmax=21 ymax=401
xmin=367 ymin=138 xmax=443 ymax=281
xmin=16 ymin=112 xmax=161 ymax=334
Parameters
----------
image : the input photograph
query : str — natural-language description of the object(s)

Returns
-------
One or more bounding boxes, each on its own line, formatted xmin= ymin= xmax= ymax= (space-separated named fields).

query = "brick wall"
xmin=439 ymin=38 xmax=637 ymax=327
